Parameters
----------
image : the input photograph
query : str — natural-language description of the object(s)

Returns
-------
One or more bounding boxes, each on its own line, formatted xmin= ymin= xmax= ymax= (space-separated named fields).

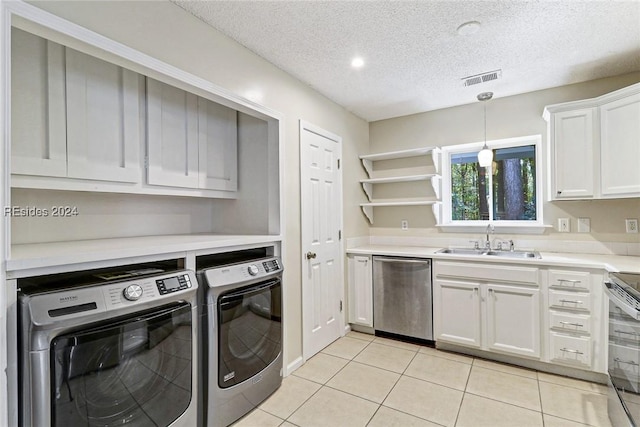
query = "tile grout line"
xmin=452 ymin=355 xmax=475 ymax=427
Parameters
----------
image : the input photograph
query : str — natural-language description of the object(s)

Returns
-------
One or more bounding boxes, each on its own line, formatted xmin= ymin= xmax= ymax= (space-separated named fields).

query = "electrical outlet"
xmin=401 ymin=220 xmax=408 ymax=230
xmin=626 ymin=219 xmax=638 ymax=233
xmin=558 ymin=218 xmax=570 ymax=233
xmin=577 ymin=217 xmax=590 ymax=233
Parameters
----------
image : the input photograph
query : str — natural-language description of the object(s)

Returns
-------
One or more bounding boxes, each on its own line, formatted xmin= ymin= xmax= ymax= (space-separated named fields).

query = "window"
xmin=442 ymin=135 xmax=543 ymax=229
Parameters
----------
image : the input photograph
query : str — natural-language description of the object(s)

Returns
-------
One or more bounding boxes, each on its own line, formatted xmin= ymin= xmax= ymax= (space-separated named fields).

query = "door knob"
xmin=306 ymin=251 xmax=317 ymax=260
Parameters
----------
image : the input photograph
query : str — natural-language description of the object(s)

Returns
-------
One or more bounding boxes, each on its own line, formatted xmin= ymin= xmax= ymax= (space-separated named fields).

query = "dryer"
xmin=198 ymin=254 xmax=283 ymax=427
xmin=18 ymin=264 xmax=199 ymax=427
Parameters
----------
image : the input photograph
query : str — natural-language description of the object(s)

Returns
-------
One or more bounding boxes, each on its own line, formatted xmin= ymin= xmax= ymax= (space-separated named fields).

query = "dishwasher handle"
xmin=373 ymin=257 xmax=431 ymax=265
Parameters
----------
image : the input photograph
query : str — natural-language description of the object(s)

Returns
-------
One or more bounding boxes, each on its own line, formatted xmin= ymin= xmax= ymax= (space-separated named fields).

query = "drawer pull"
xmin=558 ymin=279 xmax=582 ymax=285
xmin=559 ymin=321 xmax=584 ymax=328
xmin=559 ymin=299 xmax=583 ymax=305
xmin=614 ymin=357 xmax=639 ymax=366
xmin=614 ymin=329 xmax=640 ymax=336
xmin=560 ymin=348 xmax=584 ymax=355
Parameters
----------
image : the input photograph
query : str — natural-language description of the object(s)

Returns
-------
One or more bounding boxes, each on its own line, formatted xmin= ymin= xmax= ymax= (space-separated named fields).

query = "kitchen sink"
xmin=436 ymin=248 xmax=541 ymax=259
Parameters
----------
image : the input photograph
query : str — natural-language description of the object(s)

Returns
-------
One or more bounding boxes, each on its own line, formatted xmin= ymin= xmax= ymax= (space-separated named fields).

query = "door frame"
xmin=299 ymin=120 xmax=345 ymax=361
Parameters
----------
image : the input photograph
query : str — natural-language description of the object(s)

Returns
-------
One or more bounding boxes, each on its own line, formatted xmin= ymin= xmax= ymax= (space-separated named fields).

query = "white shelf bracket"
xmin=432 ymin=202 xmax=442 ymax=225
xmin=430 ymin=175 xmax=442 ymax=200
xmin=361 ymin=182 xmax=373 ymax=201
xmin=361 ymin=205 xmax=374 ymax=224
xmin=361 ymin=158 xmax=373 ymax=178
xmin=431 ymin=148 xmax=442 ymax=175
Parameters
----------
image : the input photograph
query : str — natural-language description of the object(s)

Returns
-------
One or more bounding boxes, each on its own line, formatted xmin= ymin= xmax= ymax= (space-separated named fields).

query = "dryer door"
xmin=50 ymin=302 xmax=192 ymax=426
xmin=217 ymin=278 xmax=282 ymax=388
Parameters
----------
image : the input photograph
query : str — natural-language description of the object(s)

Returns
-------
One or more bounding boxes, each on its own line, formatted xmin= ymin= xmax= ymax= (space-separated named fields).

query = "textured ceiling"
xmin=172 ymin=0 xmax=640 ymax=121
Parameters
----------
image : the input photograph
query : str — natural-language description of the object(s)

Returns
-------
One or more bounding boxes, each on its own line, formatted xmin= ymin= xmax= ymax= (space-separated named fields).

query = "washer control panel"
xmin=156 ymin=273 xmax=192 ymax=295
xmin=123 ymin=284 xmax=144 ymax=301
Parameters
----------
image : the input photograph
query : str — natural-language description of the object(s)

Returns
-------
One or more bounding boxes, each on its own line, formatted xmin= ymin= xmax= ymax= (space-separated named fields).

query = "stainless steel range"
xmin=604 ymin=272 xmax=640 ymax=427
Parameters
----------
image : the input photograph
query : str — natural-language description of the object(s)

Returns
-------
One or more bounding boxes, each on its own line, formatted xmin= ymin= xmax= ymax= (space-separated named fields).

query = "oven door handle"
xmin=604 ymin=281 xmax=640 ymax=320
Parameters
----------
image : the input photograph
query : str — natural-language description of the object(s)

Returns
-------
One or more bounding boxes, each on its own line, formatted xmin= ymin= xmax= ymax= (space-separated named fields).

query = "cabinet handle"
xmin=357 ymin=259 xmax=368 ymax=264
xmin=559 ymin=321 xmax=584 ymax=328
xmin=560 ymin=348 xmax=583 ymax=355
xmin=614 ymin=357 xmax=639 ymax=366
xmin=559 ymin=299 xmax=583 ymax=305
xmin=557 ymin=190 xmax=562 ymax=195
xmin=614 ymin=329 xmax=639 ymax=336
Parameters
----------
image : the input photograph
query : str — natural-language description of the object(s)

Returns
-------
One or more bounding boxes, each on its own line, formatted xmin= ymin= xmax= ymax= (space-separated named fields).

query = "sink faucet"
xmin=485 ymin=224 xmax=494 ymax=249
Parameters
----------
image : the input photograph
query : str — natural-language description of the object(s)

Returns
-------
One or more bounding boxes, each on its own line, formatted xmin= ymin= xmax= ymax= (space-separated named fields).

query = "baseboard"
xmin=285 ymin=356 xmax=304 ymax=377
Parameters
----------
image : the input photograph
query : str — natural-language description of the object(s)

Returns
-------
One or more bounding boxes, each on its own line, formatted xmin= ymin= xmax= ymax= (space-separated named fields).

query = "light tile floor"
xmin=233 ymin=332 xmax=612 ymax=427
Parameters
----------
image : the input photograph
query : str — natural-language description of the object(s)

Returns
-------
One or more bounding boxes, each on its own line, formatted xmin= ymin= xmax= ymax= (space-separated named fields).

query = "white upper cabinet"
xmin=544 ymin=82 xmax=640 ymax=200
xmin=147 ymin=78 xmax=238 ymax=192
xmin=11 ymin=28 xmax=66 ymax=177
xmin=65 ymin=48 xmax=141 ymax=183
xmin=549 ymin=108 xmax=595 ymax=199
xmin=146 ymin=78 xmax=200 ymax=188
xmin=600 ymin=92 xmax=640 ymax=197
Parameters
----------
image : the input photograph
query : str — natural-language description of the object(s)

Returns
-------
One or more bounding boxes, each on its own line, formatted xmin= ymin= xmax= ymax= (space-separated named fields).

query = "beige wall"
xmin=368 ymin=73 xmax=640 ymax=243
xmin=26 ymin=0 xmax=370 ymax=368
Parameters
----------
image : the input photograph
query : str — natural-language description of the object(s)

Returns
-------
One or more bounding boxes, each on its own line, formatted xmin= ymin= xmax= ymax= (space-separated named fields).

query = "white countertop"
xmin=7 ymin=234 xmax=281 ymax=277
xmin=347 ymin=245 xmax=640 ymax=274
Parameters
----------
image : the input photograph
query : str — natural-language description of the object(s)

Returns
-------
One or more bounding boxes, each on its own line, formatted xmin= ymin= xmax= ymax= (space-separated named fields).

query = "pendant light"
xmin=477 ymin=92 xmax=493 ymax=167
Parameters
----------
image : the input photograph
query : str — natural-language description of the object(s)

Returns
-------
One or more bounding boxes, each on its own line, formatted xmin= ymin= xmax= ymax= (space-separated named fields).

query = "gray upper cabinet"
xmin=65 ymin=48 xmax=141 ymax=183
xmin=12 ymin=28 xmax=238 ymax=196
xmin=147 ymin=77 xmax=238 ymax=192
xmin=12 ymin=29 xmax=141 ymax=183
xmin=146 ymin=78 xmax=200 ymax=188
xmin=11 ymin=28 xmax=67 ymax=177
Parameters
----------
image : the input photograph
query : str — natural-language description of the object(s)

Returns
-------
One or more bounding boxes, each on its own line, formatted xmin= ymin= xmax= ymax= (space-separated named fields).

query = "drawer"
xmin=549 ymin=332 xmax=591 ymax=368
xmin=548 ymin=270 xmax=590 ymax=292
xmin=435 ymin=261 xmax=538 ymax=285
xmin=550 ymin=311 xmax=591 ymax=335
xmin=549 ymin=290 xmax=591 ymax=312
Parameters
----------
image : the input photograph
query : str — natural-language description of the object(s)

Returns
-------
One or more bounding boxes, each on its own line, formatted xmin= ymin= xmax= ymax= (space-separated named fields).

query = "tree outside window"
xmin=445 ymin=136 xmax=540 ymax=226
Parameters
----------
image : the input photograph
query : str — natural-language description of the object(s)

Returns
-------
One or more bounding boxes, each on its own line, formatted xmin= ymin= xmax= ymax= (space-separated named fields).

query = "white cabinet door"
xmin=65 ymin=48 xmax=140 ymax=183
xmin=551 ymin=108 xmax=595 ymax=199
xmin=486 ymin=284 xmax=540 ymax=358
xmin=147 ymin=78 xmax=199 ymax=188
xmin=600 ymin=92 xmax=640 ymax=197
xmin=434 ymin=279 xmax=481 ymax=348
xmin=198 ymin=98 xmax=238 ymax=191
xmin=348 ymin=255 xmax=372 ymax=327
xmin=11 ymin=28 xmax=66 ymax=177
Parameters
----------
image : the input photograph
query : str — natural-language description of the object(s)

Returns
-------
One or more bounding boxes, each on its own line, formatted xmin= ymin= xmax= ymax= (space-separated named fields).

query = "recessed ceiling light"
xmin=457 ymin=21 xmax=481 ymax=36
xmin=351 ymin=57 xmax=365 ymax=68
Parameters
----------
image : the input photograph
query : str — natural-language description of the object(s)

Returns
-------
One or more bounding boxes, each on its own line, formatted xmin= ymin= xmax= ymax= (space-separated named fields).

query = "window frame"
xmin=439 ymin=135 xmax=547 ymax=233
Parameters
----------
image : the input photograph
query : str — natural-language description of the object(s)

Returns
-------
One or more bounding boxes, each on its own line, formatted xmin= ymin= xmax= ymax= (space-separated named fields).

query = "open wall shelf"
xmin=358 ymin=147 xmax=442 ymax=225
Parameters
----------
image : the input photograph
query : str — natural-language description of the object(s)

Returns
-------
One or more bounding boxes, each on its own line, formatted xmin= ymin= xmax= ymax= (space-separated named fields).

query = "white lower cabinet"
xmin=434 ymin=261 xmax=541 ymax=359
xmin=486 ymin=284 xmax=540 ymax=358
xmin=347 ymin=255 xmax=373 ymax=327
xmin=435 ymin=280 xmax=481 ymax=348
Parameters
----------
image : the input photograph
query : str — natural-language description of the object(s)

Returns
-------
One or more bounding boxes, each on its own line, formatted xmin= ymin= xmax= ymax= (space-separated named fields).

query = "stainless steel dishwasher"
xmin=373 ymin=256 xmax=433 ymax=341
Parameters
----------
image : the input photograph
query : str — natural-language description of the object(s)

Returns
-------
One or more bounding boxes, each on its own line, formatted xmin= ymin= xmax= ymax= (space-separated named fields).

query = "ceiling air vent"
xmin=462 ymin=69 xmax=502 ymax=87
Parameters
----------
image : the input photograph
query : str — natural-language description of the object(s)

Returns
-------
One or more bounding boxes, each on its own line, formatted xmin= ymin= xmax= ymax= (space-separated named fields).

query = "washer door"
xmin=50 ymin=302 xmax=193 ymax=426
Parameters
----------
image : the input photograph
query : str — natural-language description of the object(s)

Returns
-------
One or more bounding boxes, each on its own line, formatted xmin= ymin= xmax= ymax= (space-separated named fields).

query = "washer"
xmin=18 ymin=264 xmax=199 ymax=427
xmin=198 ymin=255 xmax=283 ymax=427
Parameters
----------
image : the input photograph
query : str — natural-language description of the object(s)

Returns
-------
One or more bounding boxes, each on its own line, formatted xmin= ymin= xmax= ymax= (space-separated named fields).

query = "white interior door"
xmin=300 ymin=120 xmax=344 ymax=360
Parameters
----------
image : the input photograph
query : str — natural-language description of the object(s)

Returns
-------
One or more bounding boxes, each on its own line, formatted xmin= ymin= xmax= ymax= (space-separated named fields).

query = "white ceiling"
xmin=172 ymin=0 xmax=640 ymax=122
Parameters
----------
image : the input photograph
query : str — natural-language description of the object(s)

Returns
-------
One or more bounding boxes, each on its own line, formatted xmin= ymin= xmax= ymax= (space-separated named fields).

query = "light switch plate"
xmin=577 ymin=218 xmax=590 ymax=233
xmin=626 ymin=219 xmax=638 ymax=233
xmin=558 ymin=218 xmax=570 ymax=233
